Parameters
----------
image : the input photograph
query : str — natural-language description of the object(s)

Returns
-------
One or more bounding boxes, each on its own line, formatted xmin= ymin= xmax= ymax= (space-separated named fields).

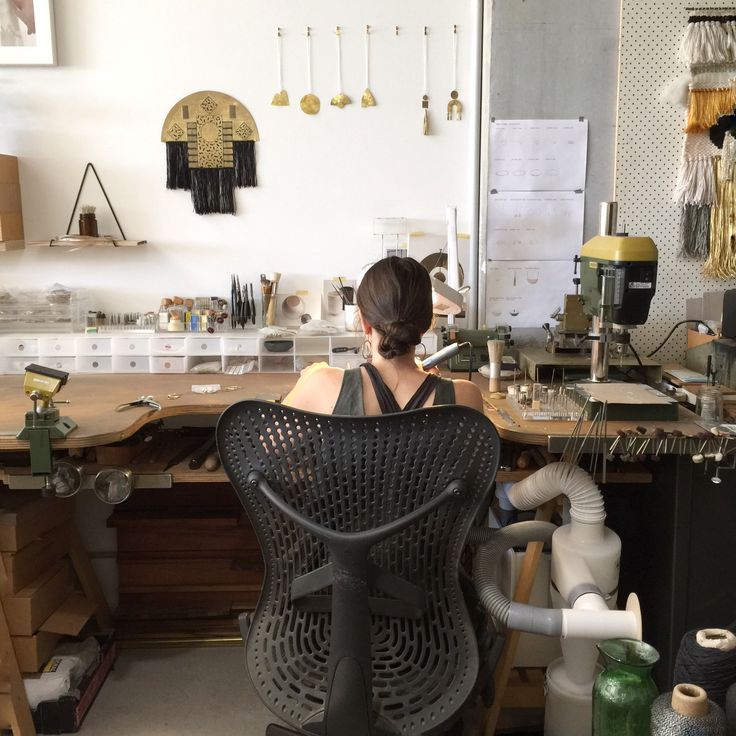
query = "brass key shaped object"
xmin=447 ymin=25 xmax=463 ymax=120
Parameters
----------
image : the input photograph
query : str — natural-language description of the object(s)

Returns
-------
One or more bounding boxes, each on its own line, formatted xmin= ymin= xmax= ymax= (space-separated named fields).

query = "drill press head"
xmin=580 ymin=235 xmax=658 ymax=327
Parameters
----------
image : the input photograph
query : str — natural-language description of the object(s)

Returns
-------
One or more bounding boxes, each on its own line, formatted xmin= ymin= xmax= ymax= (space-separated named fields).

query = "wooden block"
xmin=40 ymin=593 xmax=97 ymax=636
xmin=0 ymin=154 xmax=24 ymax=244
xmin=111 ymin=514 xmax=257 ymax=553
xmin=118 ymin=553 xmax=263 ymax=587
xmin=11 ymin=631 xmax=59 ymax=673
xmin=0 ymin=522 xmax=71 ymax=595
xmin=3 ymin=561 xmax=70 ymax=636
xmin=0 ymin=491 xmax=74 ymax=552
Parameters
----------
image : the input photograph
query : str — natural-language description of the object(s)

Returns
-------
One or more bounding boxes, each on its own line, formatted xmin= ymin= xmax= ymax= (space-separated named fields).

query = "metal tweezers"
xmin=115 ymin=395 xmax=162 ymax=412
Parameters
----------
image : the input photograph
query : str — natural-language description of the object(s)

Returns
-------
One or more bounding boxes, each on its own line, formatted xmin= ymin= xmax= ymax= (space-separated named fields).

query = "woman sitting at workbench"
xmin=283 ymin=256 xmax=483 ymax=415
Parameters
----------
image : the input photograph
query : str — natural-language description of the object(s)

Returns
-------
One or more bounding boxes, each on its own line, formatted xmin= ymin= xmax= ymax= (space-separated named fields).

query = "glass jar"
xmin=592 ymin=638 xmax=659 ymax=736
xmin=695 ymin=386 xmax=723 ymax=421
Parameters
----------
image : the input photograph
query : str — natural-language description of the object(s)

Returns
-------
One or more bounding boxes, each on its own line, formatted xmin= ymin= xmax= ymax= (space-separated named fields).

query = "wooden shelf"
xmin=27 ymin=235 xmax=146 ymax=248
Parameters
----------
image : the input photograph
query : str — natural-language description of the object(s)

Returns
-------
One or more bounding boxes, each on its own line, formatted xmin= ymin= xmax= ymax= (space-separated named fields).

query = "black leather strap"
xmin=361 ymin=362 xmax=439 ymax=414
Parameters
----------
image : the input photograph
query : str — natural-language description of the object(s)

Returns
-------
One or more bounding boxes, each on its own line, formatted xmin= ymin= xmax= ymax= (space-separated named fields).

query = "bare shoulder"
xmin=450 ymin=378 xmax=484 ymax=412
xmin=282 ymin=363 xmax=345 ymax=412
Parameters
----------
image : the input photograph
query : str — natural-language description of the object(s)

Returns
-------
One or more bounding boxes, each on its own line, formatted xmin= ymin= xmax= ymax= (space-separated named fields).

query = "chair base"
xmin=265 ymin=721 xmax=397 ymax=736
xmin=266 ymin=725 xmax=303 ymax=736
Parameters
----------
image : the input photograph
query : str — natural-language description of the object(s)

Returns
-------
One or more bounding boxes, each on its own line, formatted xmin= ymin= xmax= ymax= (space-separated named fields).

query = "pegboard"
xmin=616 ymin=0 xmax=736 ymax=363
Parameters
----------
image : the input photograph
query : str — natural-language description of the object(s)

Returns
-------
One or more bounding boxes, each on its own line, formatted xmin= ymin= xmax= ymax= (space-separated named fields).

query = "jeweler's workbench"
xmin=0 ymin=372 xmax=734 ymax=690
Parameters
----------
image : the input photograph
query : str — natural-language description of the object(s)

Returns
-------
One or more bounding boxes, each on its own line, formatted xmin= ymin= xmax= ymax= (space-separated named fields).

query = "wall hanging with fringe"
xmin=161 ymin=91 xmax=259 ymax=215
xmin=675 ymin=13 xmax=736 ymax=270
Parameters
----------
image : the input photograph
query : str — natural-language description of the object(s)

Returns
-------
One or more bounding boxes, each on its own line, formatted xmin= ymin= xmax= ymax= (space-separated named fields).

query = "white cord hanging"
xmin=448 ymin=24 xmax=463 ymax=121
xmin=331 ymin=26 xmax=352 ymax=108
xmin=361 ymin=25 xmax=377 ymax=107
xmin=271 ymin=27 xmax=289 ymax=106
xmin=422 ymin=26 xmax=430 ymax=134
xmin=300 ymin=27 xmax=320 ymax=115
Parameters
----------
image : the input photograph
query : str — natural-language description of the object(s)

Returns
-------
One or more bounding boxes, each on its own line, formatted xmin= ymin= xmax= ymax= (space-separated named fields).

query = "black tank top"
xmin=332 ymin=363 xmax=456 ymax=416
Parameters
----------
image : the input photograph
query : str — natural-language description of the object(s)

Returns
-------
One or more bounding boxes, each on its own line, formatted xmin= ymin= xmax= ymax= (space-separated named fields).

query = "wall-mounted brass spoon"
xmin=271 ymin=27 xmax=289 ymax=106
xmin=300 ymin=27 xmax=320 ymax=115
xmin=361 ymin=25 xmax=377 ymax=107
xmin=330 ymin=26 xmax=352 ymax=108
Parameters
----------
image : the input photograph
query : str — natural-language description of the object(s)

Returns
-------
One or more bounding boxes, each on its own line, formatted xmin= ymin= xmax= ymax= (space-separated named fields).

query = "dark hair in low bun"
xmin=357 ymin=257 xmax=432 ymax=360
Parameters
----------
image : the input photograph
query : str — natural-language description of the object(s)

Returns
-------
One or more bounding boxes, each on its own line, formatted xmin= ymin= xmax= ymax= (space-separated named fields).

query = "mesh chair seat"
xmin=217 ymin=401 xmax=500 ymax=735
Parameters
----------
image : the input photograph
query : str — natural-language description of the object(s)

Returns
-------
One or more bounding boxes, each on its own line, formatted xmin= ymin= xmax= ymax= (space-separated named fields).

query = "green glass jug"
xmin=592 ymin=638 xmax=659 ymax=736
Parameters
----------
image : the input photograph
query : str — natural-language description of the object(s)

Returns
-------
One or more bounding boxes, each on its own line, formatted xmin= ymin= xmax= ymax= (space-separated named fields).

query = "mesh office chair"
xmin=217 ymin=400 xmax=500 ymax=736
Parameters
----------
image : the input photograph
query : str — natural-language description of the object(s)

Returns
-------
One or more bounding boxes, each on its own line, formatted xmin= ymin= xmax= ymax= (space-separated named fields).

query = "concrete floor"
xmin=75 ymin=646 xmax=275 ymax=736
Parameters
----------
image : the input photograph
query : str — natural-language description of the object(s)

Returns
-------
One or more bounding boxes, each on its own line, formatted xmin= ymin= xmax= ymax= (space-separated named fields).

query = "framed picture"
xmin=0 ymin=0 xmax=56 ymax=65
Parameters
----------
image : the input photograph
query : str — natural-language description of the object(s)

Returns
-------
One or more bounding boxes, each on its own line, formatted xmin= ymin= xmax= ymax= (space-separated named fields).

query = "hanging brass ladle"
xmin=361 ymin=25 xmax=377 ymax=108
xmin=300 ymin=27 xmax=320 ymax=115
xmin=331 ymin=26 xmax=352 ymax=109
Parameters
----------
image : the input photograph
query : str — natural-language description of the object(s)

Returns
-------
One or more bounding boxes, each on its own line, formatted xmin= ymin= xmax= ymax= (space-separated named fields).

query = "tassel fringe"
xmin=674 ymin=155 xmax=717 ymax=205
xmin=680 ymin=20 xmax=736 ymax=65
xmin=680 ymin=204 xmax=712 ymax=258
xmin=166 ymin=142 xmax=190 ymax=190
xmin=704 ymin=159 xmax=736 ymax=277
xmin=190 ymin=168 xmax=236 ymax=215
xmin=234 ymin=140 xmax=257 ymax=188
xmin=685 ymin=86 xmax=736 ymax=132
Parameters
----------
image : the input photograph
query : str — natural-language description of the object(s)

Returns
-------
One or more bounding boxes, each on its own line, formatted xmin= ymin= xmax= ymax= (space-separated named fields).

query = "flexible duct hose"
xmin=473 ymin=521 xmax=561 ymax=636
xmin=506 ymin=462 xmax=605 ymax=525
xmin=466 ymin=526 xmax=496 ymax=545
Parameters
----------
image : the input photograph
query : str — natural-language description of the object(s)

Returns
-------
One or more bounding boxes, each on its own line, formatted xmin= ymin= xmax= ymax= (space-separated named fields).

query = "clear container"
xmin=696 ymin=386 xmax=724 ymax=421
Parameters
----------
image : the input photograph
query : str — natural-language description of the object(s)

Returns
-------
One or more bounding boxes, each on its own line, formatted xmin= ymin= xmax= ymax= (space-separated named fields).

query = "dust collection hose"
xmin=506 ymin=462 xmax=605 ymax=525
xmin=473 ymin=521 xmax=562 ymax=636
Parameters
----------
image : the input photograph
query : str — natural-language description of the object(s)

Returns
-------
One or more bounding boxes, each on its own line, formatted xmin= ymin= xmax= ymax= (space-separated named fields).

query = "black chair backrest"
xmin=217 ymin=400 xmax=500 ymax=735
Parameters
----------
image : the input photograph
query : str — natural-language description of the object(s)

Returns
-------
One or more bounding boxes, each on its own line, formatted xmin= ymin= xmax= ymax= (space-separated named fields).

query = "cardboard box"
xmin=12 ymin=631 xmax=60 ymax=673
xmin=3 ymin=562 xmax=71 ymax=636
xmin=32 ymin=634 xmax=116 ymax=735
xmin=0 ymin=153 xmax=24 ymax=245
xmin=0 ymin=491 xmax=74 ymax=552
xmin=1 ymin=522 xmax=72 ymax=595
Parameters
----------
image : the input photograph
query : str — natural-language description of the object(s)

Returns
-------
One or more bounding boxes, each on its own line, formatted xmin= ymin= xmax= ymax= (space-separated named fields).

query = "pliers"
xmin=115 ymin=395 xmax=162 ymax=412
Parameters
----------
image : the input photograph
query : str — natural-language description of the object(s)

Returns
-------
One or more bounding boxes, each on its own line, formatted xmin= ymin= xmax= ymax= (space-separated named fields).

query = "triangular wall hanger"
xmin=27 ymin=162 xmax=146 ymax=248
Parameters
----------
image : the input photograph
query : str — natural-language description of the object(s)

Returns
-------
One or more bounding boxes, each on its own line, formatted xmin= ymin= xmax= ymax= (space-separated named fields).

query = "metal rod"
xmin=65 ymin=162 xmax=127 ymax=240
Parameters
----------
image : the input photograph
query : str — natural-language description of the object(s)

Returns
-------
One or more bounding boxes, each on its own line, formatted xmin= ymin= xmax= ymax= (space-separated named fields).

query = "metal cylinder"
xmin=599 ymin=202 xmax=618 ymax=237
xmin=590 ymin=317 xmax=610 ymax=382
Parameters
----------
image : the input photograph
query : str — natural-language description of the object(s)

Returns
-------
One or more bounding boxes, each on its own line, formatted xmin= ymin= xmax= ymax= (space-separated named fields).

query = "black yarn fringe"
xmin=234 ymin=140 xmax=257 ymax=188
xmin=680 ymin=204 xmax=711 ymax=259
xmin=190 ymin=168 xmax=236 ymax=215
xmin=688 ymin=15 xmax=736 ymax=23
xmin=166 ymin=142 xmax=190 ymax=190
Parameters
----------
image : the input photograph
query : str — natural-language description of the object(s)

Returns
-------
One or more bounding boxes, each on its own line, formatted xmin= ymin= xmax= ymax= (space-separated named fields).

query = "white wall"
xmin=0 ymin=0 xmax=475 ymax=312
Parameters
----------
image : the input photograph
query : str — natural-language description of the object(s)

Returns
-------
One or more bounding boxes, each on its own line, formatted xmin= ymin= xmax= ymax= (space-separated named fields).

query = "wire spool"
xmin=673 ymin=629 xmax=736 ymax=708
xmin=651 ymin=684 xmax=726 ymax=735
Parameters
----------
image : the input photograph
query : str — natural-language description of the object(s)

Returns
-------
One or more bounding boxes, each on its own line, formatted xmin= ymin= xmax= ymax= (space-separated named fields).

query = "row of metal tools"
xmin=559 ymin=398 xmax=736 ymax=484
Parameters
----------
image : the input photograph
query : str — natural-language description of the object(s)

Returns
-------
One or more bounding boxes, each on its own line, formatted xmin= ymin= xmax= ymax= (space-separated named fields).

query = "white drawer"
xmin=75 ymin=356 xmax=112 ymax=373
xmin=112 ymin=337 xmax=151 ymax=355
xmin=150 ymin=337 xmax=187 ymax=355
xmin=185 ymin=337 xmax=222 ymax=355
xmin=39 ymin=356 xmax=76 ymax=372
xmin=38 ymin=337 xmax=77 ymax=354
xmin=75 ymin=337 xmax=112 ymax=356
xmin=222 ymin=337 xmax=259 ymax=355
xmin=0 ymin=357 xmax=30 ymax=374
xmin=112 ymin=355 xmax=150 ymax=373
xmin=0 ymin=337 xmax=39 ymax=356
xmin=329 ymin=354 xmax=361 ymax=369
xmin=150 ymin=356 xmax=186 ymax=373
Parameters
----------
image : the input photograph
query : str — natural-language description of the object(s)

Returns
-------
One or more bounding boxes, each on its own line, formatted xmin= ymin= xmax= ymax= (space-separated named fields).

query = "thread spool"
xmin=725 ymin=681 xmax=736 ymax=736
xmin=674 ymin=629 xmax=736 ymax=708
xmin=651 ymin=684 xmax=726 ymax=735
xmin=487 ymin=339 xmax=504 ymax=395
